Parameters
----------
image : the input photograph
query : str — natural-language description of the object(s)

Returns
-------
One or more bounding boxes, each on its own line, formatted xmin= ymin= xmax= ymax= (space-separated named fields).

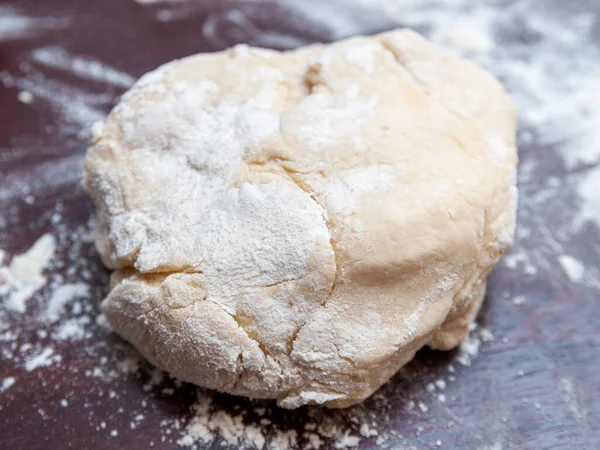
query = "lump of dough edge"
xmin=83 ymin=29 xmax=517 ymax=409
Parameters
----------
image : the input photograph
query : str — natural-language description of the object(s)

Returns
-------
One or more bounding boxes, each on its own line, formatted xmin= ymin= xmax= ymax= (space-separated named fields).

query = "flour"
xmin=399 ymin=274 xmax=460 ymax=348
xmin=333 ymin=431 xmax=360 ymax=449
xmin=343 ymin=41 xmax=379 ymax=73
xmin=479 ymin=328 xmax=495 ymax=343
xmin=270 ymin=430 xmax=298 ymax=450
xmin=53 ymin=316 xmax=91 ymax=340
xmin=0 ymin=43 xmax=133 ymax=201
xmin=272 ymin=0 xmax=600 ymax=284
xmin=0 ymin=6 xmax=70 ymax=41
xmin=0 ymin=233 xmax=56 ymax=313
xmin=512 ymin=295 xmax=526 ymax=306
xmin=0 ymin=43 xmax=133 ymax=183
xmin=0 ymin=377 xmax=16 ymax=394
xmin=1 ymin=70 xmax=108 ymax=131
xmin=576 ymin=168 xmax=600 ymax=228
xmin=0 ymin=211 xmax=100 ymax=380
xmin=457 ymin=326 xmax=481 ymax=367
xmin=8 ymin=0 xmax=594 ymax=284
xmin=558 ymin=255 xmax=585 ymax=283
xmin=278 ymin=0 xmax=387 ymax=41
xmin=175 ymin=390 xmax=378 ymax=449
xmin=558 ymin=376 xmax=587 ymax=421
xmin=45 ymin=282 xmax=90 ymax=323
xmin=31 ymin=47 xmax=136 ymax=88
xmin=23 ymin=347 xmax=61 ymax=372
xmin=1 ymin=0 xmax=599 ymax=447
xmin=175 ymin=397 xmax=235 ymax=447
xmin=479 ymin=443 xmax=503 ymax=450
xmin=430 ymin=11 xmax=495 ymax=56
xmin=93 ymin=67 xmax=322 ymax=279
xmin=293 ymin=94 xmax=376 ymax=153
xmin=322 ymin=165 xmax=396 ymax=215
xmin=0 ymin=154 xmax=85 ymax=205
xmin=201 ymin=8 xmax=312 ymax=49
xmin=17 ymin=90 xmax=34 ymax=104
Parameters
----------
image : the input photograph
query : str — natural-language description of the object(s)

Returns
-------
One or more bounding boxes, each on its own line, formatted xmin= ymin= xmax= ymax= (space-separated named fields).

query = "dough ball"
xmin=83 ymin=29 xmax=517 ymax=409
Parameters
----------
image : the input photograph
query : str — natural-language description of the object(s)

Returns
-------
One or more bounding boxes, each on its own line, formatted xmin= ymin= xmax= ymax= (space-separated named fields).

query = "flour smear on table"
xmin=1 ymin=0 xmax=599 ymax=449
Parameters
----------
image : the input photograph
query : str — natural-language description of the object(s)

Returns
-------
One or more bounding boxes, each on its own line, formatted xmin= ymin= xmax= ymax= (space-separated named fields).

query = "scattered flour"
xmin=17 ymin=90 xmax=34 ymax=104
xmin=479 ymin=328 xmax=495 ymax=343
xmin=53 ymin=315 xmax=91 ymax=341
xmin=558 ymin=255 xmax=585 ymax=283
xmin=457 ymin=326 xmax=482 ymax=367
xmin=0 ymin=234 xmax=56 ymax=313
xmin=576 ymin=168 xmax=600 ymax=228
xmin=30 ymin=46 xmax=135 ymax=88
xmin=334 ymin=431 xmax=360 ymax=449
xmin=175 ymin=391 xmax=375 ymax=449
xmin=0 ymin=154 xmax=86 ymax=204
xmin=359 ymin=423 xmax=377 ymax=438
xmin=45 ymin=282 xmax=90 ymax=323
xmin=0 ymin=377 xmax=16 ymax=394
xmin=0 ymin=70 xmax=110 ymax=131
xmin=23 ymin=347 xmax=61 ymax=372
xmin=478 ymin=443 xmax=503 ymax=450
xmin=1 ymin=0 xmax=599 ymax=447
xmin=512 ymin=295 xmax=526 ymax=306
xmin=558 ymin=376 xmax=587 ymax=421
xmin=277 ymin=0 xmax=388 ymax=41
xmin=0 ymin=6 xmax=70 ymax=41
xmin=0 ymin=45 xmax=133 ymax=158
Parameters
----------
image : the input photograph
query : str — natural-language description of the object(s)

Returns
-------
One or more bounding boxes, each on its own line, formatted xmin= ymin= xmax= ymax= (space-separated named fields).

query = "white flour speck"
xmin=23 ymin=347 xmax=61 ymax=372
xmin=512 ymin=295 xmax=526 ymax=306
xmin=0 ymin=377 xmax=16 ymax=394
xmin=17 ymin=90 xmax=34 ymax=104
xmin=479 ymin=328 xmax=495 ymax=343
xmin=558 ymin=376 xmax=587 ymax=421
xmin=558 ymin=255 xmax=585 ymax=283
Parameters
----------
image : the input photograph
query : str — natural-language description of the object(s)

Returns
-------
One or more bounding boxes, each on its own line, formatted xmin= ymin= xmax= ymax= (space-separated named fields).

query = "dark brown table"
xmin=1 ymin=1 xmax=599 ymax=449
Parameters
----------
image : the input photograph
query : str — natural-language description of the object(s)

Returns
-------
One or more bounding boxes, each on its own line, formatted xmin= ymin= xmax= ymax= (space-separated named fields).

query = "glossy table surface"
xmin=1 ymin=1 xmax=599 ymax=449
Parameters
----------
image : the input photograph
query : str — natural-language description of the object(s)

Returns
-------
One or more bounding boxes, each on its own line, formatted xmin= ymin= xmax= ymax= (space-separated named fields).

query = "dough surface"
xmin=83 ymin=29 xmax=517 ymax=409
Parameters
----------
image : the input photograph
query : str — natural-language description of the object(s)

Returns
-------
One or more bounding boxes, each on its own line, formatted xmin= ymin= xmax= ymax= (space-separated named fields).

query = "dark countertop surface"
xmin=1 ymin=1 xmax=599 ymax=449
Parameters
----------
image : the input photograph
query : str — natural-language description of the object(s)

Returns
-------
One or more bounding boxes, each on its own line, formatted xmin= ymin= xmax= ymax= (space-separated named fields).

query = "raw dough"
xmin=83 ymin=29 xmax=517 ymax=408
